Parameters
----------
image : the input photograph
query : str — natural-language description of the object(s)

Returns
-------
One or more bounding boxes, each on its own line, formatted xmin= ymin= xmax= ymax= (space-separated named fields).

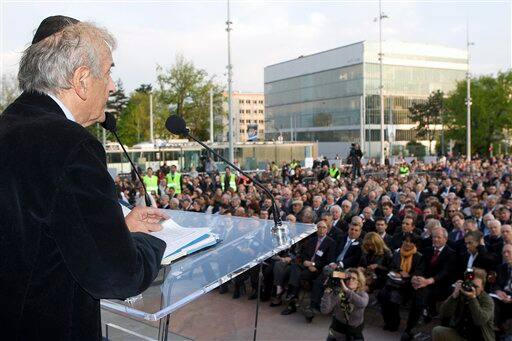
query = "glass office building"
xmin=264 ymin=41 xmax=467 ymax=157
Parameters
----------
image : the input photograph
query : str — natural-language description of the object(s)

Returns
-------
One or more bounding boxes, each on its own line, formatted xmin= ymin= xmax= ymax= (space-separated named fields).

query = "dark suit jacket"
xmin=0 ymin=92 xmax=166 ymax=340
xmin=301 ymin=234 xmax=336 ymax=271
xmin=335 ymin=236 xmax=363 ymax=268
xmin=484 ymin=235 xmax=504 ymax=265
xmin=384 ymin=214 xmax=402 ymax=236
xmin=422 ymin=245 xmax=456 ymax=290
xmin=493 ymin=263 xmax=512 ymax=293
xmin=457 ymin=246 xmax=495 ymax=278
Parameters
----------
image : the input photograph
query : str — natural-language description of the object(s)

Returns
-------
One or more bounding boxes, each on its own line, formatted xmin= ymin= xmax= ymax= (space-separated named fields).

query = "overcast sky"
xmin=1 ymin=0 xmax=511 ymax=94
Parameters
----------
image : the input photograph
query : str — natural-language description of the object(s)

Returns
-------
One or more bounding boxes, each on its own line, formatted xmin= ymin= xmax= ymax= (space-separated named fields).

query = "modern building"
xmin=264 ymin=41 xmax=468 ymax=158
xmin=219 ymin=92 xmax=265 ymax=143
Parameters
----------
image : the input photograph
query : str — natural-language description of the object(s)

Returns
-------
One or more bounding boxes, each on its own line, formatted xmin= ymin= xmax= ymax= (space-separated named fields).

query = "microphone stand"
xmin=184 ymin=131 xmax=282 ymax=231
xmin=110 ymin=130 xmax=152 ymax=207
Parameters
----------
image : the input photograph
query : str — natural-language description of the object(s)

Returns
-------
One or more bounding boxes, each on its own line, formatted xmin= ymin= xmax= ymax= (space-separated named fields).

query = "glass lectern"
xmin=101 ymin=210 xmax=316 ymax=340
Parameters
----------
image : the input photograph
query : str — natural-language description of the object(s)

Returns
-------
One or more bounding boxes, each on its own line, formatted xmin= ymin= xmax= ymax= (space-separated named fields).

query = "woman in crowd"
xmin=358 ymin=232 xmax=393 ymax=291
xmin=378 ymin=233 xmax=423 ymax=332
xmin=321 ymin=268 xmax=369 ymax=341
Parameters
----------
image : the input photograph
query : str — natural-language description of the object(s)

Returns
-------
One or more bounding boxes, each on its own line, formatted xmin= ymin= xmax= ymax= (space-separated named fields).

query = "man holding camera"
xmin=432 ymin=268 xmax=494 ymax=341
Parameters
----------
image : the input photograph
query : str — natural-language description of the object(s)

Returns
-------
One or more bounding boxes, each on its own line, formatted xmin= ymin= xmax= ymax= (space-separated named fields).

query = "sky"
xmin=1 ymin=0 xmax=511 ymax=95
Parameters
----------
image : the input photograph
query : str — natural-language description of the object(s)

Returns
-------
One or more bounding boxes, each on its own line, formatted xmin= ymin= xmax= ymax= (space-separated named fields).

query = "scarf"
xmin=400 ymin=245 xmax=417 ymax=274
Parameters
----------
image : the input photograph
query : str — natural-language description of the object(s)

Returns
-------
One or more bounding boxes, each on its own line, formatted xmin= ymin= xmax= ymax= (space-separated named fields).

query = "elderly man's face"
xmin=332 ymin=208 xmax=341 ymax=220
xmin=503 ymin=245 xmax=512 ymax=264
xmin=84 ymin=46 xmax=115 ymax=126
xmin=432 ymin=229 xmax=447 ymax=249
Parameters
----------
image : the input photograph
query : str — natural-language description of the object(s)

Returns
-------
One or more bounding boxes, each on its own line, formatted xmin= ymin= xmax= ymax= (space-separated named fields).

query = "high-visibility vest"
xmin=221 ymin=173 xmax=237 ymax=191
xmin=290 ymin=161 xmax=298 ymax=170
xmin=329 ymin=168 xmax=340 ymax=179
xmin=143 ymin=175 xmax=158 ymax=193
xmin=166 ymin=172 xmax=182 ymax=194
xmin=399 ymin=166 xmax=410 ymax=176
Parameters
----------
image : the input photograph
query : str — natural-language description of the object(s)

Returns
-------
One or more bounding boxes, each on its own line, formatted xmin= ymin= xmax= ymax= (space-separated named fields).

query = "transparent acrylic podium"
xmin=101 ymin=210 xmax=316 ymax=340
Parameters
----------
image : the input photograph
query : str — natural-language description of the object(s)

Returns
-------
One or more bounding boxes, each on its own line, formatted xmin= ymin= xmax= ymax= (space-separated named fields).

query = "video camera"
xmin=325 ymin=263 xmax=348 ymax=290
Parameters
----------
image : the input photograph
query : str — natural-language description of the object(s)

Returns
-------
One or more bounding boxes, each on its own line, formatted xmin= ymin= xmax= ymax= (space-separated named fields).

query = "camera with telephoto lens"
xmin=461 ymin=268 xmax=476 ymax=292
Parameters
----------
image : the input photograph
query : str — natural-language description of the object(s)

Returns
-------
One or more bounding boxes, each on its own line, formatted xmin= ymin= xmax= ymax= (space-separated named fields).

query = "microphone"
xmin=165 ymin=115 xmax=283 ymax=230
xmin=101 ymin=112 xmax=152 ymax=207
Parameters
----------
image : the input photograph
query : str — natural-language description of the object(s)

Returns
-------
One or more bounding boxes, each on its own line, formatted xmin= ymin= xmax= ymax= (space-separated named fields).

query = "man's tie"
xmin=430 ymin=249 xmax=440 ymax=265
xmin=338 ymin=239 xmax=353 ymax=262
xmin=312 ymin=239 xmax=322 ymax=262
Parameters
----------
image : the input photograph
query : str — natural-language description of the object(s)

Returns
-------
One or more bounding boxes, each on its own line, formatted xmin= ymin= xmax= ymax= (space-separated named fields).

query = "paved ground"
xmin=102 ymin=287 xmax=436 ymax=340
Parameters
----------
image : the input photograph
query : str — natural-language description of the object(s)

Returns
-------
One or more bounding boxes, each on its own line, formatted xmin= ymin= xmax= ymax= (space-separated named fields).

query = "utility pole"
xmin=210 ymin=88 xmax=214 ymax=143
xmin=226 ymin=0 xmax=234 ymax=163
xmin=149 ymin=92 xmax=154 ymax=145
xmin=466 ymin=23 xmax=474 ymax=162
xmin=378 ymin=0 xmax=388 ymax=165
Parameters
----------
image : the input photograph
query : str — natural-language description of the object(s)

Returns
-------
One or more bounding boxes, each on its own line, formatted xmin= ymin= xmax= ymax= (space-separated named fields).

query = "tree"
xmin=444 ymin=71 xmax=512 ymax=156
xmin=116 ymin=87 xmax=152 ymax=146
xmin=156 ymin=54 xmax=225 ymax=140
xmin=408 ymin=90 xmax=444 ymax=156
xmin=0 ymin=74 xmax=20 ymax=113
xmin=107 ymin=79 xmax=129 ymax=118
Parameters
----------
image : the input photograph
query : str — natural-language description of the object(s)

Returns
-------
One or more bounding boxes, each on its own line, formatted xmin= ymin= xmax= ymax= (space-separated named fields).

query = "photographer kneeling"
xmin=432 ymin=268 xmax=494 ymax=341
xmin=321 ymin=268 xmax=369 ymax=341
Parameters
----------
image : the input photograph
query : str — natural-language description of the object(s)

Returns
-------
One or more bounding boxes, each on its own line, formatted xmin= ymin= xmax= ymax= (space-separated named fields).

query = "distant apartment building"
xmin=219 ymin=92 xmax=265 ymax=142
xmin=264 ymin=41 xmax=467 ymax=157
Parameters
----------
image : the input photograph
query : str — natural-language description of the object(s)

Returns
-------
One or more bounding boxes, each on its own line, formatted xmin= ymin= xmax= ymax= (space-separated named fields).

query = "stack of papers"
xmin=151 ymin=218 xmax=219 ymax=264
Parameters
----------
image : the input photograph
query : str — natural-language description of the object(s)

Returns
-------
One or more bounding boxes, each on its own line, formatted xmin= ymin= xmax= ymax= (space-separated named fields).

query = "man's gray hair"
xmin=18 ymin=21 xmax=116 ymax=94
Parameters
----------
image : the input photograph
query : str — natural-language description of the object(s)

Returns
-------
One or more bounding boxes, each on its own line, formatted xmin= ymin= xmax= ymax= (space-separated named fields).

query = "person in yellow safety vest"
xmin=221 ymin=167 xmax=237 ymax=192
xmin=142 ymin=167 xmax=158 ymax=194
xmin=166 ymin=165 xmax=182 ymax=194
xmin=399 ymin=163 xmax=410 ymax=177
xmin=329 ymin=163 xmax=341 ymax=180
xmin=290 ymin=160 xmax=299 ymax=172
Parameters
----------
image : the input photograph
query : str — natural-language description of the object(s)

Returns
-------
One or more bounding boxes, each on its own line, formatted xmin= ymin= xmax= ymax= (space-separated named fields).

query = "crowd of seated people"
xmin=114 ymin=155 xmax=512 ymax=340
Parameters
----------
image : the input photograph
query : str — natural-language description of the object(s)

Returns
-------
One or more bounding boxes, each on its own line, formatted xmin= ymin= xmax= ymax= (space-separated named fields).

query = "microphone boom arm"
xmin=186 ymin=133 xmax=282 ymax=230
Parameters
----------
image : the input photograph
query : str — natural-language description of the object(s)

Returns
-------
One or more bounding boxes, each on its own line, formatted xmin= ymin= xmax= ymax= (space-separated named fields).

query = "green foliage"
xmin=0 ymin=74 xmax=20 ymax=113
xmin=408 ymin=90 xmax=444 ymax=155
xmin=444 ymin=71 xmax=512 ymax=156
xmin=115 ymin=55 xmax=226 ymax=146
xmin=156 ymin=54 xmax=226 ymax=140
xmin=406 ymin=140 xmax=426 ymax=157
xmin=117 ymin=89 xmax=151 ymax=146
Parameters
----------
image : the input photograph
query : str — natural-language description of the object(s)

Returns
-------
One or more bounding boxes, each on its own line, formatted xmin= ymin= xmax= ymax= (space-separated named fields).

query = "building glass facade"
xmin=265 ymin=63 xmax=363 ymax=142
xmin=264 ymin=41 xmax=467 ymax=156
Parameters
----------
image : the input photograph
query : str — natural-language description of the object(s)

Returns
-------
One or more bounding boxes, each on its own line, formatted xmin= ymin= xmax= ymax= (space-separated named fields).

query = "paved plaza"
xmin=102 ymin=288 xmax=436 ymax=340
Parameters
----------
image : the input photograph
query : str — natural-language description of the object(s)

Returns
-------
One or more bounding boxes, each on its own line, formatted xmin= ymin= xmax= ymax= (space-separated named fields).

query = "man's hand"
xmin=303 ymin=260 xmax=313 ymax=267
xmin=125 ymin=206 xmax=169 ymax=233
xmin=412 ymin=276 xmax=433 ymax=290
xmin=495 ymin=290 xmax=512 ymax=303
xmin=461 ymin=286 xmax=477 ymax=299
xmin=452 ymin=280 xmax=463 ymax=299
xmin=308 ymin=266 xmax=317 ymax=272
xmin=368 ymin=263 xmax=378 ymax=271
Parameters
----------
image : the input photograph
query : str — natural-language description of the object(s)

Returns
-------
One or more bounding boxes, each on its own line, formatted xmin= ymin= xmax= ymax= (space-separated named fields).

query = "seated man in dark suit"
xmin=493 ymin=244 xmax=512 ymax=336
xmin=382 ymin=201 xmax=402 ymax=235
xmin=375 ymin=217 xmax=393 ymax=248
xmin=308 ymin=222 xmax=363 ymax=314
xmin=281 ymin=221 xmax=336 ymax=315
xmin=322 ymin=211 xmax=343 ymax=248
xmin=457 ymin=230 xmax=494 ymax=279
xmin=402 ymin=227 xmax=456 ymax=340
xmin=390 ymin=215 xmax=422 ymax=250
xmin=485 ymin=219 xmax=505 ymax=265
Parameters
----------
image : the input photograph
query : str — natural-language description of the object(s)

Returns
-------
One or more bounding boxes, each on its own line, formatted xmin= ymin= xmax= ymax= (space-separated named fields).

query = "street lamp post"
xmin=226 ymin=0 xmax=234 ymax=163
xmin=466 ymin=27 xmax=474 ymax=162
xmin=378 ymin=0 xmax=388 ymax=165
